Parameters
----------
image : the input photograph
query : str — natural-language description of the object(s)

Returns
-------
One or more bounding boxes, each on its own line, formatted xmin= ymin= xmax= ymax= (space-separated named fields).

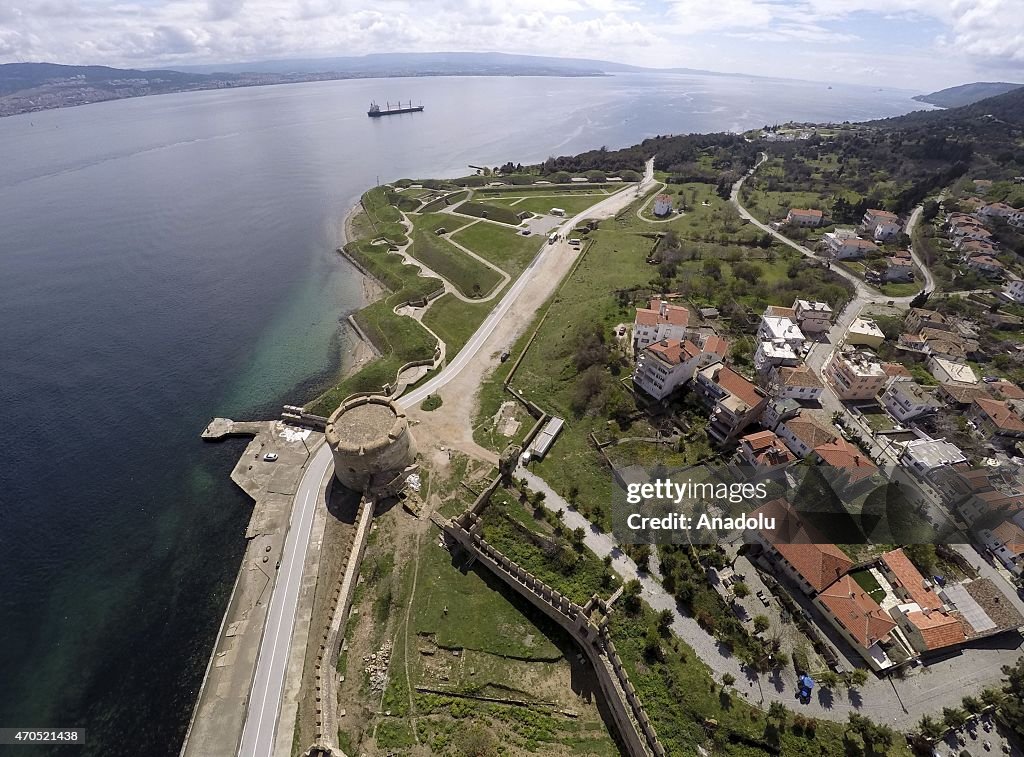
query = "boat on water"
xmin=367 ymin=100 xmax=424 ymax=118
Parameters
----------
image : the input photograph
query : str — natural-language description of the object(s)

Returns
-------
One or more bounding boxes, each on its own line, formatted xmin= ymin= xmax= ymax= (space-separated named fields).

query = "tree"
xmin=622 ymin=579 xmax=643 ymax=615
xmin=905 ymin=544 xmax=938 ymax=576
xmin=456 ymin=724 xmax=498 ymax=756
xmin=942 ymin=707 xmax=968 ymax=730
xmin=768 ymin=700 xmax=787 ymax=725
xmin=848 ymin=668 xmax=869 ymax=688
xmin=753 ymin=615 xmax=770 ymax=634
xmin=1000 ymin=658 xmax=1024 ymax=738
xmin=656 ymin=609 xmax=674 ymax=635
xmin=922 ymin=199 xmax=940 ymax=221
xmin=818 ymin=670 xmax=839 ymax=689
xmin=732 ymin=581 xmax=750 ymax=599
xmin=918 ymin=714 xmax=945 ymax=741
xmin=962 ymin=695 xmax=983 ymax=715
xmin=722 ymin=672 xmax=736 ymax=688
xmin=981 ymin=687 xmax=1004 ymax=708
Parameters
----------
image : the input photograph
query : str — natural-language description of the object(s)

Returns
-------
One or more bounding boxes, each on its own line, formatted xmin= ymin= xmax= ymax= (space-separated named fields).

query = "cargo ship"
xmin=367 ymin=100 xmax=424 ymax=117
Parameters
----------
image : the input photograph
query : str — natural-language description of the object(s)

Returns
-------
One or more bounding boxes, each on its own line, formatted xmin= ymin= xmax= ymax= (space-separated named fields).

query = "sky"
xmin=1 ymin=0 xmax=1023 ymax=90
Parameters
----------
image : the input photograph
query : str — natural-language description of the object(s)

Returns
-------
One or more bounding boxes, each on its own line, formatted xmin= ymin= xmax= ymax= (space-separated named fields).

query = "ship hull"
xmin=367 ymin=106 xmax=425 ymax=117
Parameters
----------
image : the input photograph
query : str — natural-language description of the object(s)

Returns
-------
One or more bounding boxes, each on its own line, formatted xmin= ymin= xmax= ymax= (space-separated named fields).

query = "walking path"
xmin=517 ymin=469 xmax=1023 ymax=731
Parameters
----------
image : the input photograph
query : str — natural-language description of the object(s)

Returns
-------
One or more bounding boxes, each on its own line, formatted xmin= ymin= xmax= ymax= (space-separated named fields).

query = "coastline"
xmin=337 ymin=199 xmax=385 ymax=385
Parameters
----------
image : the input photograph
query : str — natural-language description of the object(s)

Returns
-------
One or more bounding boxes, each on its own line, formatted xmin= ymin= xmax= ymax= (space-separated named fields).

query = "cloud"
xmin=0 ymin=0 xmax=1021 ymax=89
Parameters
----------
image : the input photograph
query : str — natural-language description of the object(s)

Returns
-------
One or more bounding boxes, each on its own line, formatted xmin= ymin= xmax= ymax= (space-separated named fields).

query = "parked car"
xmin=263 ymin=452 xmax=278 ymax=462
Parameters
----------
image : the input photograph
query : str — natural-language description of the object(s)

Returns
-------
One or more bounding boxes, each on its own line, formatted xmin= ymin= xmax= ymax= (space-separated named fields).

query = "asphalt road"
xmin=237 ymin=444 xmax=333 ymax=757
xmin=236 ymin=161 xmax=656 ymax=756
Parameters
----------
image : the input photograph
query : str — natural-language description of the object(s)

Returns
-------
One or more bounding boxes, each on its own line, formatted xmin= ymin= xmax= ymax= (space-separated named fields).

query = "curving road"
xmin=237 ymin=160 xmax=657 ymax=757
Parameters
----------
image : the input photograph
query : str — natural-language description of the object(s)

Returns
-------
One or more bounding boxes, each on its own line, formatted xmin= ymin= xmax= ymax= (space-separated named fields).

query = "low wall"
xmin=312 ymin=497 xmax=375 ymax=754
xmin=441 ymin=511 xmax=665 ymax=757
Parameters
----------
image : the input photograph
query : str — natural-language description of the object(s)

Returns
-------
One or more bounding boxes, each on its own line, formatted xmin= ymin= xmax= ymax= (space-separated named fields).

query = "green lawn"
xmin=408 ymin=227 xmax=504 ymax=299
xmin=509 ymin=194 xmax=609 ymax=217
xmin=851 ymin=569 xmax=887 ymax=603
xmin=413 ymin=211 xmax=473 ymax=236
xmin=451 ymin=221 xmax=544 ymax=276
xmin=421 ymin=294 xmax=494 ymax=354
xmin=453 ymin=200 xmax=523 ymax=226
xmin=412 ymin=536 xmax=562 ymax=660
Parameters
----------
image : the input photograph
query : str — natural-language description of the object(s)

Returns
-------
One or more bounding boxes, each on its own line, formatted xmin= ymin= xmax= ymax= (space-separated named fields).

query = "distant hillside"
xmin=172 ymin=51 xmax=722 ymax=78
xmin=877 ymin=85 xmax=1024 ymax=128
xmin=913 ymin=81 xmax=1023 ymax=109
xmin=0 ymin=62 xmax=214 ymax=96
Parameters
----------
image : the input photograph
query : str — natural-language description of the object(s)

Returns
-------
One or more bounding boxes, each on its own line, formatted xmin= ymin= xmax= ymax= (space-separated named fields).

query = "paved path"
xmin=517 ymin=469 xmax=1023 ymax=731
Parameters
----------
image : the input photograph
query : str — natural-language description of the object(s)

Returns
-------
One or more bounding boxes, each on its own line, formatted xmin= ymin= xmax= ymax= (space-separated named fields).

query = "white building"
xmin=633 ymin=299 xmax=690 ymax=350
xmin=633 ymin=339 xmax=702 ymax=400
xmin=786 ymin=208 xmax=823 ymax=227
xmin=881 ymin=381 xmax=938 ymax=424
xmin=862 ymin=208 xmax=902 ymax=241
xmin=899 ymin=437 xmax=968 ymax=477
xmin=927 ymin=356 xmax=978 ymax=386
xmin=653 ymin=194 xmax=673 ymax=217
xmin=844 ymin=318 xmax=886 ymax=350
xmin=823 ymin=229 xmax=878 ymax=260
xmin=792 ymin=299 xmax=833 ymax=334
xmin=754 ymin=340 xmax=800 ymax=373
xmin=769 ymin=364 xmax=825 ymax=401
xmin=1003 ymin=279 xmax=1024 ymax=303
xmin=757 ymin=314 xmax=805 ymax=349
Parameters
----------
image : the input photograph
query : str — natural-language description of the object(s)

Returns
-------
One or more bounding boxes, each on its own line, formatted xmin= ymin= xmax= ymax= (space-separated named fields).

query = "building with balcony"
xmin=792 ymin=299 xmax=833 ymax=334
xmin=844 ymin=318 xmax=886 ymax=349
xmin=880 ymin=380 xmax=938 ymax=424
xmin=633 ymin=299 xmax=691 ymax=350
xmin=692 ymin=361 xmax=768 ymax=444
xmin=632 ymin=339 xmax=703 ymax=400
xmin=823 ymin=349 xmax=888 ymax=401
xmin=768 ymin=364 xmax=824 ymax=402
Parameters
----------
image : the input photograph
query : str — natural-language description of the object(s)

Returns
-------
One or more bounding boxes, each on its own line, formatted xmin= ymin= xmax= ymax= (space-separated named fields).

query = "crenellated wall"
xmin=440 ymin=509 xmax=666 ymax=757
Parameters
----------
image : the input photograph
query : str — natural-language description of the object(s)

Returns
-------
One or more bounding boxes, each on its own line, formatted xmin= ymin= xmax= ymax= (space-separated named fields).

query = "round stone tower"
xmin=324 ymin=395 xmax=417 ymax=495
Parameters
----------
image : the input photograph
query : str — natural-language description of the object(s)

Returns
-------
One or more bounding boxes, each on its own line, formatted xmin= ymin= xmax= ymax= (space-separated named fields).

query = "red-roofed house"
xmin=891 ymin=606 xmax=968 ymax=654
xmin=633 ymin=339 xmax=705 ymax=400
xmin=814 ymin=574 xmax=899 ymax=670
xmin=879 ymin=549 xmax=943 ymax=611
xmin=736 ymin=430 xmax=796 ymax=472
xmin=692 ymin=361 xmax=768 ymax=443
xmin=776 ymin=414 xmax=837 ymax=458
xmin=813 ymin=437 xmax=878 ymax=486
xmin=771 ymin=542 xmax=854 ymax=595
xmin=769 ymin=365 xmax=825 ymax=402
xmin=982 ymin=520 xmax=1024 ymax=574
xmin=970 ymin=398 xmax=1024 ymax=440
xmin=786 ymin=208 xmax=823 ymax=227
xmin=990 ymin=379 xmax=1024 ymax=401
xmin=633 ymin=299 xmax=691 ymax=349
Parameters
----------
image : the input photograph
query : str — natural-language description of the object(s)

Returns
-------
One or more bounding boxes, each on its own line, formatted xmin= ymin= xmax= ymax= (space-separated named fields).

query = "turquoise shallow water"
xmin=0 ymin=72 xmax=929 ymax=755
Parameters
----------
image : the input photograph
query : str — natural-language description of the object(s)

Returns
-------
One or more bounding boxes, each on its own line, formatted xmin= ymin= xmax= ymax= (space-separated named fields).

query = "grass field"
xmin=508 ymin=194 xmax=609 ymax=217
xmin=413 ymin=211 xmax=473 ymax=236
xmin=421 ymin=294 xmax=494 ymax=354
xmin=412 ymin=536 xmax=563 ymax=660
xmin=851 ymin=569 xmax=888 ymax=604
xmin=455 ymin=200 xmax=524 ymax=226
xmin=451 ymin=221 xmax=544 ymax=276
xmin=408 ymin=227 xmax=504 ymax=298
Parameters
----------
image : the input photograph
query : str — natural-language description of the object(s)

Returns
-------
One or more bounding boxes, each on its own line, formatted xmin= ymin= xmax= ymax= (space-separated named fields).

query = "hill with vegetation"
xmin=913 ymin=81 xmax=1023 ymax=109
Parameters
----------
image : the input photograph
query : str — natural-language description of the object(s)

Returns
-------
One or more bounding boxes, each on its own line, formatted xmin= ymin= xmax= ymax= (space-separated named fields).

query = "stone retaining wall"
xmin=441 ymin=510 xmax=665 ymax=757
